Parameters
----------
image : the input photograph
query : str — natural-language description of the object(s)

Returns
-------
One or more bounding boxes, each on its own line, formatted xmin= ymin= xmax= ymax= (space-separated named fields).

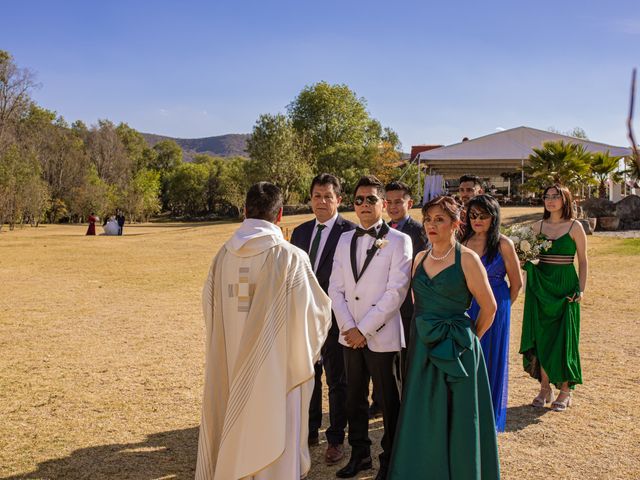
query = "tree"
xmin=287 ymin=81 xmax=388 ymax=175
xmin=67 ymin=164 xmax=113 ymax=222
xmin=86 ymin=119 xmax=131 ymax=187
xmin=0 ymin=144 xmax=48 ymax=229
xmin=164 ymin=162 xmax=209 ymax=216
xmin=523 ymin=140 xmax=591 ymax=191
xmin=121 ymin=168 xmax=161 ymax=222
xmin=218 ymin=157 xmax=251 ymax=217
xmin=625 ymin=156 xmax=640 ymax=181
xmin=246 ymin=113 xmax=313 ymax=203
xmin=589 ymin=151 xmax=623 ymax=198
xmin=0 ymin=50 xmax=38 ymax=145
xmin=151 ymin=139 xmax=182 ymax=173
xmin=116 ymin=122 xmax=157 ymax=173
xmin=547 ymin=126 xmax=588 ymax=139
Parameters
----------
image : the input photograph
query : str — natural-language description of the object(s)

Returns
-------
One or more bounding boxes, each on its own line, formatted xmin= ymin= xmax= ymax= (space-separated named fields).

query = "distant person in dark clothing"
xmin=116 ymin=210 xmax=125 ymax=235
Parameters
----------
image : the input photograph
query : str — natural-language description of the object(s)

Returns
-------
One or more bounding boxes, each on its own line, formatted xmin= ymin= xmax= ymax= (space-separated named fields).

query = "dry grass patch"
xmin=1 ymin=207 xmax=638 ymax=479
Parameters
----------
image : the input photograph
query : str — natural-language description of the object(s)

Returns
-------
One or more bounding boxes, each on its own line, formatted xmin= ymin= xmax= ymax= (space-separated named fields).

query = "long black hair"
xmin=460 ymin=194 xmax=501 ymax=262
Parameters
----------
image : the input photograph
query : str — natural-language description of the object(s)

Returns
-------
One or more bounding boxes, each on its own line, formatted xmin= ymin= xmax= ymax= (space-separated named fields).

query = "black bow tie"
xmin=355 ymin=227 xmax=377 ymax=238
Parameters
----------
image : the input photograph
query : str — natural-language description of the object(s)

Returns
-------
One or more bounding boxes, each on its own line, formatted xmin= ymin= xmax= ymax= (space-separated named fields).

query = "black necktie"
xmin=355 ymin=226 xmax=377 ymax=238
xmin=308 ymin=224 xmax=326 ymax=268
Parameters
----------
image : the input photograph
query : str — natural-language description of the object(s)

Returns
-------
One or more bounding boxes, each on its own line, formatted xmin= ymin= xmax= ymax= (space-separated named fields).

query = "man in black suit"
xmin=385 ymin=181 xmax=428 ymax=379
xmin=290 ymin=173 xmax=356 ymax=466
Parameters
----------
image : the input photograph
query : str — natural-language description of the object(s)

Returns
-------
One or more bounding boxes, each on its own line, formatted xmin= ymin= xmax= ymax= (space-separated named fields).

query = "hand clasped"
xmin=342 ymin=327 xmax=367 ymax=348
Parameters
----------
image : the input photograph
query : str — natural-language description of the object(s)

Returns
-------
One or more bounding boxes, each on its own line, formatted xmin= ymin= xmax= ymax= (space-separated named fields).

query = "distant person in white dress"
xmin=103 ymin=216 xmax=120 ymax=236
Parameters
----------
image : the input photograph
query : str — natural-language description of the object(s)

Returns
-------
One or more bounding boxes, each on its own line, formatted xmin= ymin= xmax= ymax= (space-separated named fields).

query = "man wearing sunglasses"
xmin=329 ymin=175 xmax=413 ymax=480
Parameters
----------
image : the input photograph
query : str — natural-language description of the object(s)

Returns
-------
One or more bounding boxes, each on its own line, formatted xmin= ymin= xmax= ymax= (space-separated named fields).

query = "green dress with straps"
xmin=520 ymin=223 xmax=582 ymax=388
xmin=388 ymin=243 xmax=500 ymax=480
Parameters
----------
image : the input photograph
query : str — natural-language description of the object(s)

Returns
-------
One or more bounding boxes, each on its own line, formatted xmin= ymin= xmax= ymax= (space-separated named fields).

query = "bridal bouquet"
xmin=501 ymin=224 xmax=552 ymax=264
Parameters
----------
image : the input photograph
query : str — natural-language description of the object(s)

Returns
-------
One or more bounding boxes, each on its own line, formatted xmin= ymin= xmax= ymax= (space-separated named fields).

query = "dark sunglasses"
xmin=468 ymin=211 xmax=492 ymax=220
xmin=354 ymin=195 xmax=381 ymax=206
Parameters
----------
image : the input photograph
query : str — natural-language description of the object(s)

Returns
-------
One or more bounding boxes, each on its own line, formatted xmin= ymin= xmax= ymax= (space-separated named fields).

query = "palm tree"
xmin=523 ymin=140 xmax=591 ymax=191
xmin=589 ymin=151 xmax=623 ymax=198
xmin=625 ymin=156 xmax=640 ymax=181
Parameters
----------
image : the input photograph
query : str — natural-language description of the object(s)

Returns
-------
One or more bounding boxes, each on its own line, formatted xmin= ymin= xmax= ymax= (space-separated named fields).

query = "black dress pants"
xmin=308 ymin=333 xmax=347 ymax=445
xmin=343 ymin=345 xmax=400 ymax=467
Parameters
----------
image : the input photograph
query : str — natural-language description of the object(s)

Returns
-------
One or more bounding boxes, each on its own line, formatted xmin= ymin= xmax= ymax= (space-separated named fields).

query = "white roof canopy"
xmin=417 ymin=126 xmax=632 ymax=178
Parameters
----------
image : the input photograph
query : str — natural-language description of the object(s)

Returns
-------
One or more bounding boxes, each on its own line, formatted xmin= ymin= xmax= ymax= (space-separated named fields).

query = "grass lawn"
xmin=1 ymin=207 xmax=639 ymax=479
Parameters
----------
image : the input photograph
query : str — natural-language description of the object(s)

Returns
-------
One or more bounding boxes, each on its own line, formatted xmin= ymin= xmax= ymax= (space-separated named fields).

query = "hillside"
xmin=142 ymin=132 xmax=249 ymax=160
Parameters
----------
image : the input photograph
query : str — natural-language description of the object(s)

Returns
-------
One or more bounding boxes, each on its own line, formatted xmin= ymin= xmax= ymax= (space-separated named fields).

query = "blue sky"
xmin=2 ymin=0 xmax=638 ymax=150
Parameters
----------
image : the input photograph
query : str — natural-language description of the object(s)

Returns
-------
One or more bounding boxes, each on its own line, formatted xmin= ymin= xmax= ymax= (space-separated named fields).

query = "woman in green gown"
xmin=389 ymin=196 xmax=500 ymax=480
xmin=520 ymin=184 xmax=588 ymax=411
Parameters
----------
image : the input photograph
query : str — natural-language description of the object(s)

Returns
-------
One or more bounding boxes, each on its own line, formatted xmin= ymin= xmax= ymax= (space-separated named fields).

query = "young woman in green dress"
xmin=520 ymin=184 xmax=588 ymax=412
xmin=389 ymin=196 xmax=500 ymax=480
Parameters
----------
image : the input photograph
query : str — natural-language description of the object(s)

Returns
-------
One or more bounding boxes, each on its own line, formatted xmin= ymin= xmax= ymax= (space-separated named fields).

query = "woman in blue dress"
xmin=461 ymin=195 xmax=522 ymax=432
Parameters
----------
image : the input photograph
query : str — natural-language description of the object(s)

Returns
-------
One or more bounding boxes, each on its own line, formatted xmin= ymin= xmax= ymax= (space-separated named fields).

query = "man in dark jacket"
xmin=368 ymin=181 xmax=428 ymax=419
xmin=290 ymin=173 xmax=356 ymax=466
xmin=116 ymin=210 xmax=126 ymax=236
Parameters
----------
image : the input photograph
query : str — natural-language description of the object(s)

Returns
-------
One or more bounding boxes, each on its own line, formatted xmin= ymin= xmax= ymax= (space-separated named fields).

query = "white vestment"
xmin=196 ymin=219 xmax=332 ymax=480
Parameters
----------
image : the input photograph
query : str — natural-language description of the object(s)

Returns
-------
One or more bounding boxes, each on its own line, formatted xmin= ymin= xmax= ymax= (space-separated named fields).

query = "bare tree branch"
xmin=627 ymin=68 xmax=640 ymax=170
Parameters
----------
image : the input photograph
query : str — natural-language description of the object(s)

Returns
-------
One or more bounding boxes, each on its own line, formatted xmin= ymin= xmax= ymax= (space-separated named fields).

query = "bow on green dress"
xmin=520 ymin=232 xmax=582 ymax=388
xmin=388 ymin=243 xmax=500 ymax=480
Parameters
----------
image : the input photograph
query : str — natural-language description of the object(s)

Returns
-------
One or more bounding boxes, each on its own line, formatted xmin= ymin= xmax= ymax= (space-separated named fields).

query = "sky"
xmin=2 ymin=0 xmax=639 ymax=150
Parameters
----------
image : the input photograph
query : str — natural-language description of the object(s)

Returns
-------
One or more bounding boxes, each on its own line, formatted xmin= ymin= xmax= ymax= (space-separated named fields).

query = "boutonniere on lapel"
xmin=374 ymin=238 xmax=389 ymax=250
xmin=367 ymin=236 xmax=389 ymax=256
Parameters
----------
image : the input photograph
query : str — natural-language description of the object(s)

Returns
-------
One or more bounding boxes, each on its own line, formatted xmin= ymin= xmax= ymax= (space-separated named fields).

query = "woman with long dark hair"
xmin=461 ymin=195 xmax=521 ymax=432
xmin=520 ymin=184 xmax=588 ymax=411
xmin=389 ymin=196 xmax=500 ymax=479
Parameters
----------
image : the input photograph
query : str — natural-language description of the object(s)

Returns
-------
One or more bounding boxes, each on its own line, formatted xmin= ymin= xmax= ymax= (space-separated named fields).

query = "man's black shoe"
xmin=335 ymin=455 xmax=372 ymax=478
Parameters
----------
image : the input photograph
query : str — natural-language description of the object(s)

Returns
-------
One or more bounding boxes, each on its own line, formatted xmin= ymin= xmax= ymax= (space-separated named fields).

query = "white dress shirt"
xmin=310 ymin=212 xmax=338 ymax=271
xmin=356 ymin=218 xmax=383 ymax=273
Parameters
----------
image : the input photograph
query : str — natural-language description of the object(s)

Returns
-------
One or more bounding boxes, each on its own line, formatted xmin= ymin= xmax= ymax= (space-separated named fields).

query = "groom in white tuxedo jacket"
xmin=329 ymin=175 xmax=412 ymax=480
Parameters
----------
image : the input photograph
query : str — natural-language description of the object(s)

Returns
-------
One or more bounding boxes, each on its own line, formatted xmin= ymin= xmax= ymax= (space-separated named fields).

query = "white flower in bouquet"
xmin=502 ymin=223 xmax=550 ymax=264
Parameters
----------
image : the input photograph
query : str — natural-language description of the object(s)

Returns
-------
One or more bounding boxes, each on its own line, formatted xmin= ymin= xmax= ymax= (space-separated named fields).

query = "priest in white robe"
xmin=196 ymin=182 xmax=332 ymax=480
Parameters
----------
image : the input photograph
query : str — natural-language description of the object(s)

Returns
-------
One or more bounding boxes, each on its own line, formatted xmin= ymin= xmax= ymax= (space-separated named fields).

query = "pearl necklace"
xmin=428 ymin=243 xmax=455 ymax=261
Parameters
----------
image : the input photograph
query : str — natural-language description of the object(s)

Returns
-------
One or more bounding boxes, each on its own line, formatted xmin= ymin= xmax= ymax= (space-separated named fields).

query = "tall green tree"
xmin=164 ymin=162 xmax=209 ymax=216
xmin=287 ymin=81 xmax=389 ymax=175
xmin=218 ymin=157 xmax=250 ymax=217
xmin=523 ymin=140 xmax=591 ymax=191
xmin=589 ymin=151 xmax=623 ymax=198
xmin=116 ymin=122 xmax=157 ymax=173
xmin=121 ymin=168 xmax=161 ymax=221
xmin=246 ymin=113 xmax=313 ymax=203
xmin=151 ymin=139 xmax=182 ymax=173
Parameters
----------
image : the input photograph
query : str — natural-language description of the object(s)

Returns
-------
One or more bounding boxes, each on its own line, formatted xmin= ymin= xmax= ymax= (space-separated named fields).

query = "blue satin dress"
xmin=467 ymin=251 xmax=510 ymax=432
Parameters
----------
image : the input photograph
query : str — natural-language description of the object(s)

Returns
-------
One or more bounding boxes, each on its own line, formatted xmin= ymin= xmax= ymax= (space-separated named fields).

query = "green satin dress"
xmin=388 ymin=243 xmax=500 ymax=480
xmin=520 ymin=229 xmax=582 ymax=388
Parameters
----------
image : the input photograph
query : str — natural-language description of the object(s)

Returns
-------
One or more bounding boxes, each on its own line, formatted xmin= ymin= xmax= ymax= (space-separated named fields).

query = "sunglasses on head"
xmin=354 ymin=195 xmax=381 ymax=206
xmin=468 ymin=211 xmax=492 ymax=220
